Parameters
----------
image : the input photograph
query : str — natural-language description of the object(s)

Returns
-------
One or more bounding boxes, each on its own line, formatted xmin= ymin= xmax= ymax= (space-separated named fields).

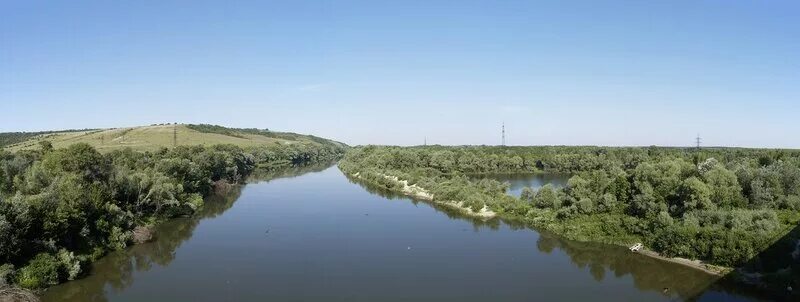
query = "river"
xmin=41 ymin=164 xmax=763 ymax=301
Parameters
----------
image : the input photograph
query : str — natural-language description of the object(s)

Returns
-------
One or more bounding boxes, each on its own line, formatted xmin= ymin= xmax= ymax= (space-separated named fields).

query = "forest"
xmin=339 ymin=145 xmax=800 ymax=289
xmin=0 ymin=140 xmax=345 ymax=290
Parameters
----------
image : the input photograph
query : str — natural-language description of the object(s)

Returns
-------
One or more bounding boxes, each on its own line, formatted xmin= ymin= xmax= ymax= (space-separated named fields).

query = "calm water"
xmin=475 ymin=173 xmax=570 ymax=196
xmin=41 ymin=164 xmax=762 ymax=301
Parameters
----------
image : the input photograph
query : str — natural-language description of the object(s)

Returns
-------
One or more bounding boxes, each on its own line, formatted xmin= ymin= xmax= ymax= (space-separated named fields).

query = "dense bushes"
xmin=0 ymin=141 xmax=345 ymax=289
xmin=339 ymin=145 xmax=800 ymax=268
xmin=15 ymin=253 xmax=59 ymax=289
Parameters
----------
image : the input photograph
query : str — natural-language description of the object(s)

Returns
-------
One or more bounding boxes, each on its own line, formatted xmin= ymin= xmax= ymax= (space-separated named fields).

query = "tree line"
xmin=185 ymin=124 xmax=345 ymax=147
xmin=0 ymin=129 xmax=94 ymax=149
xmin=338 ymin=145 xmax=800 ymax=292
xmin=0 ymin=140 xmax=345 ymax=289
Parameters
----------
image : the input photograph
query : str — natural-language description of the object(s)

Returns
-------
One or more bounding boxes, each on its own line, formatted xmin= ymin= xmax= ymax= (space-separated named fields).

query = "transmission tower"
xmin=501 ymin=122 xmax=506 ymax=146
xmin=695 ymin=134 xmax=702 ymax=150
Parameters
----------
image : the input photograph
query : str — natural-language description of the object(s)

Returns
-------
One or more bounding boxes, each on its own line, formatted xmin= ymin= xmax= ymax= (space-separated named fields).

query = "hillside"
xmin=1 ymin=124 xmax=346 ymax=153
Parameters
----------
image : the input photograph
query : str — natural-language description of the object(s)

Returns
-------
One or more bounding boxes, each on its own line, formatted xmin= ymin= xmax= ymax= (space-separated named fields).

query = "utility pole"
xmin=502 ymin=122 xmax=506 ymax=146
xmin=696 ymin=133 xmax=702 ymax=150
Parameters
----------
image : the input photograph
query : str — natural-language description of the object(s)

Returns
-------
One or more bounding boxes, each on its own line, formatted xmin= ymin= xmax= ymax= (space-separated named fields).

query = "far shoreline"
xmin=346 ymin=170 xmax=731 ymax=277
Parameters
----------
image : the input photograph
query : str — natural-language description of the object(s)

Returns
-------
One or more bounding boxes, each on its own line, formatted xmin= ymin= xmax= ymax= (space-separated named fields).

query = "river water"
xmin=41 ymin=164 xmax=762 ymax=301
xmin=472 ymin=172 xmax=570 ymax=197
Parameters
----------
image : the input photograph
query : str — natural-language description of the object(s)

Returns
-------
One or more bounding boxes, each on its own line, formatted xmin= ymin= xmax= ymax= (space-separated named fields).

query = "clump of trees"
xmin=0 ymin=140 xmax=345 ymax=289
xmin=339 ymin=145 xmax=800 ymax=269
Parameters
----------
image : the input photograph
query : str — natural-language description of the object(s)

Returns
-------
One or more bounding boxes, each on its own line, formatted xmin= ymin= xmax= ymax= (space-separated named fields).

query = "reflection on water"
xmin=472 ymin=173 xmax=570 ymax=197
xmin=348 ymin=175 xmax=765 ymax=301
xmin=41 ymin=188 xmax=242 ymax=302
xmin=43 ymin=163 xmax=767 ymax=301
xmin=534 ymin=231 xmax=721 ymax=301
xmin=40 ymin=162 xmax=333 ymax=302
xmin=345 ymin=176 xmax=503 ymax=231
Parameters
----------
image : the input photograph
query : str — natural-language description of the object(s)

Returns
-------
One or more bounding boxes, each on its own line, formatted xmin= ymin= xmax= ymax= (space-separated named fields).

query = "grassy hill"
xmin=1 ymin=124 xmax=345 ymax=153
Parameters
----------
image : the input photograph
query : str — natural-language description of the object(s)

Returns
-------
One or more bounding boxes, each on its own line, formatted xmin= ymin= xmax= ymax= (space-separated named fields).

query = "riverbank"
xmin=637 ymin=249 xmax=729 ymax=276
xmin=346 ymin=170 xmax=730 ymax=277
xmin=519 ymin=214 xmax=732 ymax=276
xmin=350 ymin=172 xmax=497 ymax=219
xmin=42 ymin=165 xmax=756 ymax=301
xmin=500 ymin=209 xmax=735 ymax=277
xmin=0 ymin=286 xmax=39 ymax=302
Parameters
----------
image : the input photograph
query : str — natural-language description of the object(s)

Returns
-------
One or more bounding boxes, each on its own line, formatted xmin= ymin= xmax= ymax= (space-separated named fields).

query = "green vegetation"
xmin=15 ymin=254 xmax=60 ymax=289
xmin=0 ymin=125 xmax=345 ymax=290
xmin=0 ymin=129 xmax=94 ymax=149
xmin=3 ymin=124 xmax=345 ymax=153
xmin=339 ymin=146 xmax=800 ymax=275
xmin=185 ymin=124 xmax=337 ymax=146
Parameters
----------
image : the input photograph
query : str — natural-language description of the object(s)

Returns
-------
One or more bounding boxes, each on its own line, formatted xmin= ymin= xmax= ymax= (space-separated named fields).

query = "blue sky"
xmin=2 ymin=1 xmax=798 ymax=147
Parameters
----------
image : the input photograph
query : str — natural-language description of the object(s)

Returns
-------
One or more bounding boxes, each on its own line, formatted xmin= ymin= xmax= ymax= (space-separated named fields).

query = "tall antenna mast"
xmin=502 ymin=122 xmax=506 ymax=146
xmin=695 ymin=133 xmax=701 ymax=150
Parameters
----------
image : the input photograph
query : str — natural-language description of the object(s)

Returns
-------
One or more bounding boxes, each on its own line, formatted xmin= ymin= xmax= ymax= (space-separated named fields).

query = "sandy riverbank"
xmin=350 ymin=172 xmax=728 ymax=276
xmin=351 ymin=173 xmax=497 ymax=219
xmin=635 ymin=249 xmax=730 ymax=276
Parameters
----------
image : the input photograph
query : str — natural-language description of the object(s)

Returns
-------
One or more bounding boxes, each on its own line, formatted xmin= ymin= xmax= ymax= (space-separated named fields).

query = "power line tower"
xmin=173 ymin=124 xmax=178 ymax=147
xmin=695 ymin=133 xmax=702 ymax=150
xmin=501 ymin=122 xmax=506 ymax=146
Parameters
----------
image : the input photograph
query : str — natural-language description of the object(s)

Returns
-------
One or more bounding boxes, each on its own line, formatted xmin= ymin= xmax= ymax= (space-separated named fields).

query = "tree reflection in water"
xmin=45 ymin=163 xmax=767 ymax=302
xmin=41 ymin=162 xmax=334 ymax=302
xmin=349 ymin=174 xmax=768 ymax=302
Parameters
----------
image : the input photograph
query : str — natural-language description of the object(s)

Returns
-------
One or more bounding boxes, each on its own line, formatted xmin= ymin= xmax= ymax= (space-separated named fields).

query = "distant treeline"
xmin=0 ymin=129 xmax=96 ymax=148
xmin=186 ymin=124 xmax=345 ymax=147
xmin=339 ymin=145 xmax=800 ymax=293
xmin=0 ymin=140 xmax=345 ymax=289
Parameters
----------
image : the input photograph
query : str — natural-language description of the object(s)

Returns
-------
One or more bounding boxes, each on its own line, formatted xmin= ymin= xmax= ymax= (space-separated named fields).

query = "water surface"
xmin=41 ymin=164 xmax=762 ymax=301
xmin=476 ymin=173 xmax=570 ymax=196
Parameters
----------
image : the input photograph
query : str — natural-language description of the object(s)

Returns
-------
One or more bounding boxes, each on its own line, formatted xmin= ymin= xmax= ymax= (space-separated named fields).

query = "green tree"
xmin=566 ymin=175 xmax=594 ymax=202
xmin=533 ymin=184 xmax=560 ymax=209
xmin=702 ymin=165 xmax=745 ymax=208
xmin=676 ymin=177 xmax=714 ymax=215
xmin=16 ymin=253 xmax=61 ymax=289
xmin=520 ymin=187 xmax=535 ymax=202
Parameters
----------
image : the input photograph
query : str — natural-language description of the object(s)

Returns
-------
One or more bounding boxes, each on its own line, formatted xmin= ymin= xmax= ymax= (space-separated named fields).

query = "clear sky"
xmin=2 ymin=1 xmax=798 ymax=147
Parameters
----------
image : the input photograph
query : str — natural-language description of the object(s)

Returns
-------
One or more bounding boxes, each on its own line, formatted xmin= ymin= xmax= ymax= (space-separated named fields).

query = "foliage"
xmin=0 ymin=138 xmax=345 ymax=289
xmin=0 ymin=263 xmax=13 ymax=285
xmin=186 ymin=124 xmax=342 ymax=147
xmin=0 ymin=129 xmax=93 ymax=148
xmin=16 ymin=253 xmax=60 ymax=289
xmin=4 ymin=124 xmax=346 ymax=153
xmin=339 ymin=145 xmax=800 ymax=268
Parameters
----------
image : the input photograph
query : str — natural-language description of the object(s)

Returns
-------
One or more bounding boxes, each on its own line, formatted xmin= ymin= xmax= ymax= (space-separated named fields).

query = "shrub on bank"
xmin=16 ymin=253 xmax=60 ymax=289
xmin=338 ymin=145 xmax=800 ymax=270
xmin=0 ymin=141 xmax=346 ymax=289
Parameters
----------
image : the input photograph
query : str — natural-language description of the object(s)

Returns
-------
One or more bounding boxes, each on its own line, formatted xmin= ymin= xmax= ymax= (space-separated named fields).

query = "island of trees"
xmin=0 ymin=125 xmax=346 ymax=292
xmin=339 ymin=145 xmax=800 ymax=295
